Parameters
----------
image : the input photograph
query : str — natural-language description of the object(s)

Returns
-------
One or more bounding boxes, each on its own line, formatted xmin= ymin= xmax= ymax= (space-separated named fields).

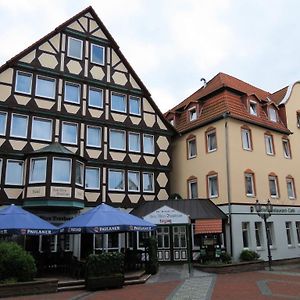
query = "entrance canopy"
xmin=59 ymin=203 xmax=156 ymax=234
xmin=0 ymin=204 xmax=58 ymax=235
xmin=195 ymin=219 xmax=222 ymax=234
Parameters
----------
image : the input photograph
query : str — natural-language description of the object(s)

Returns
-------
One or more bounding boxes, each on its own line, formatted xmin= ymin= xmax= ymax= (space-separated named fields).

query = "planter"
xmin=86 ymin=274 xmax=124 ymax=291
xmin=0 ymin=279 xmax=58 ymax=298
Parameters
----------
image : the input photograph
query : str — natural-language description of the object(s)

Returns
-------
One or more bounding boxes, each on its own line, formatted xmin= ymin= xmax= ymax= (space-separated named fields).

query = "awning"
xmin=195 ymin=219 xmax=222 ymax=234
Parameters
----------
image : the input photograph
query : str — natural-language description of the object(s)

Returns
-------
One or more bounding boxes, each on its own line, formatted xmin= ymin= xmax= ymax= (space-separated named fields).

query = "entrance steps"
xmin=57 ymin=279 xmax=85 ymax=292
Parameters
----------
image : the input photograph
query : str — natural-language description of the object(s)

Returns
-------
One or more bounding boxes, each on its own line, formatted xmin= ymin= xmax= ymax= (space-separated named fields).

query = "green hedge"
xmin=239 ymin=249 xmax=260 ymax=261
xmin=0 ymin=242 xmax=36 ymax=282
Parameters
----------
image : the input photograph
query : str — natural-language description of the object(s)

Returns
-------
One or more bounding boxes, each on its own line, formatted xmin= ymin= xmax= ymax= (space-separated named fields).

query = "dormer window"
xmin=170 ymin=118 xmax=174 ymax=126
xmin=249 ymin=101 xmax=257 ymax=116
xmin=189 ymin=107 xmax=197 ymax=121
xmin=268 ymin=107 xmax=277 ymax=122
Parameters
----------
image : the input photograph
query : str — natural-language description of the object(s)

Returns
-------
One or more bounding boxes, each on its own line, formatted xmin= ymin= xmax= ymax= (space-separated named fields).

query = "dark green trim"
xmin=23 ymin=199 xmax=84 ymax=208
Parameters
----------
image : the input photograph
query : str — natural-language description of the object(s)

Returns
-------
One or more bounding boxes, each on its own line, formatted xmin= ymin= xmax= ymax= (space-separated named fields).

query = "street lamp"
xmin=255 ymin=199 xmax=273 ymax=271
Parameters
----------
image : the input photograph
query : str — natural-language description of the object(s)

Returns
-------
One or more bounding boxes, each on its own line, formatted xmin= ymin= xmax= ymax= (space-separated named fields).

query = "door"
xmin=157 ymin=226 xmax=171 ymax=261
xmin=173 ymin=225 xmax=187 ymax=261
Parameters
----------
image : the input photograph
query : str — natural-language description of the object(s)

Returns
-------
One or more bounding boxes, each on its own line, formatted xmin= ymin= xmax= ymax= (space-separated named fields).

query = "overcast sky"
xmin=0 ymin=0 xmax=299 ymax=112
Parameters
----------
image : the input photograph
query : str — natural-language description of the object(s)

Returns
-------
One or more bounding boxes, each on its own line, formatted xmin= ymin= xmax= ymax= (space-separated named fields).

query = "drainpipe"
xmin=224 ymin=115 xmax=233 ymax=257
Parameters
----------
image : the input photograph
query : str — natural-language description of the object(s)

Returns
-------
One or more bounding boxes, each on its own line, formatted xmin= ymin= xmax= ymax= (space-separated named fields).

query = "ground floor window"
xmin=157 ymin=226 xmax=170 ymax=248
xmin=254 ymin=222 xmax=263 ymax=248
xmin=285 ymin=222 xmax=294 ymax=246
xmin=242 ymin=222 xmax=250 ymax=248
xmin=266 ymin=222 xmax=275 ymax=247
xmin=296 ymin=222 xmax=300 ymax=244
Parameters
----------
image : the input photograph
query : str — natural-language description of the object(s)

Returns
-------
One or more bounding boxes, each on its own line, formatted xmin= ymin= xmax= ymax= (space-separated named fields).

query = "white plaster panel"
xmin=85 ymin=192 xmax=100 ymax=202
xmin=68 ymin=21 xmax=84 ymax=32
xmin=111 ymin=113 xmax=127 ymax=123
xmin=89 ymin=19 xmax=98 ymax=32
xmin=75 ymin=188 xmax=85 ymax=200
xmin=19 ymin=50 xmax=36 ymax=64
xmin=157 ymin=116 xmax=167 ymax=130
xmin=144 ymin=195 xmax=155 ymax=201
xmin=79 ymin=17 xmax=88 ymax=31
xmin=67 ymin=60 xmax=82 ymax=75
xmin=0 ymin=85 xmax=11 ymax=102
xmin=51 ymin=186 xmax=71 ymax=198
xmin=129 ymin=154 xmax=141 ymax=163
xmin=65 ymin=146 xmax=77 ymax=153
xmin=128 ymin=194 xmax=141 ymax=203
xmin=0 ymin=68 xmax=13 ymax=84
xmin=112 ymin=72 xmax=127 ymax=86
xmin=129 ymin=74 xmax=141 ymax=90
xmin=50 ymin=34 xmax=60 ymax=52
xmin=157 ymin=189 xmax=168 ymax=200
xmin=92 ymin=28 xmax=107 ymax=39
xmin=35 ymin=99 xmax=55 ymax=110
xmin=88 ymin=108 xmax=103 ymax=118
xmin=157 ymin=152 xmax=170 ymax=166
xmin=108 ymin=193 xmax=125 ymax=203
xmin=114 ymin=62 xmax=127 ymax=72
xmin=86 ymin=149 xmax=102 ymax=159
xmin=110 ymin=151 xmax=126 ymax=161
xmin=111 ymin=50 xmax=120 ymax=66
xmin=129 ymin=116 xmax=141 ymax=125
xmin=4 ymin=188 xmax=23 ymax=199
xmin=90 ymin=66 xmax=105 ymax=80
xmin=143 ymin=99 xmax=155 ymax=113
xmin=39 ymin=42 xmax=56 ymax=54
xmin=157 ymin=136 xmax=169 ymax=150
xmin=10 ymin=140 xmax=27 ymax=151
xmin=31 ymin=142 xmax=47 ymax=151
xmin=144 ymin=156 xmax=155 ymax=164
xmin=15 ymin=95 xmax=30 ymax=106
xmin=64 ymin=104 xmax=80 ymax=114
xmin=157 ymin=173 xmax=168 ymax=188
xmin=27 ymin=186 xmax=46 ymax=198
xmin=38 ymin=53 xmax=58 ymax=69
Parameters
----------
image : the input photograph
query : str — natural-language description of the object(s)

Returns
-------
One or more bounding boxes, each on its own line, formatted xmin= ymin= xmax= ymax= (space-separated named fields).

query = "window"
xmin=52 ymin=158 xmax=71 ymax=183
xmin=29 ymin=158 xmax=47 ymax=183
xmin=85 ymin=167 xmax=100 ymax=189
xmin=15 ymin=71 xmax=32 ymax=94
xmin=64 ymin=82 xmax=80 ymax=104
xmin=11 ymin=114 xmax=28 ymax=138
xmin=31 ymin=117 xmax=52 ymax=141
xmin=111 ymin=93 xmax=126 ymax=113
xmin=75 ymin=161 xmax=84 ymax=186
xmin=87 ymin=126 xmax=102 ymax=148
xmin=0 ymin=112 xmax=7 ymax=135
xmin=189 ymin=107 xmax=197 ymax=121
xmin=88 ymin=87 xmax=103 ymax=108
xmin=62 ymin=122 xmax=78 ymax=145
xmin=129 ymin=132 xmax=140 ymax=152
xmin=241 ymin=128 xmax=252 ymax=150
xmin=254 ymin=222 xmax=263 ymax=248
xmin=287 ymin=177 xmax=296 ymax=199
xmin=297 ymin=112 xmax=300 ymax=128
xmin=143 ymin=172 xmax=154 ymax=192
xmin=282 ymin=139 xmax=291 ymax=159
xmin=108 ymin=169 xmax=125 ymax=191
xmin=265 ymin=134 xmax=274 ymax=155
xmin=245 ymin=172 xmax=255 ymax=197
xmin=208 ymin=174 xmax=218 ymax=198
xmin=207 ymin=130 xmax=217 ymax=152
xmin=296 ymin=222 xmax=300 ymax=244
xmin=129 ymin=96 xmax=141 ymax=115
xmin=187 ymin=138 xmax=196 ymax=159
xmin=91 ymin=44 xmax=104 ymax=65
xmin=128 ymin=171 xmax=140 ymax=192
xmin=36 ymin=76 xmax=56 ymax=99
xmin=268 ymin=107 xmax=277 ymax=122
xmin=285 ymin=222 xmax=293 ymax=246
xmin=67 ymin=37 xmax=83 ymax=59
xmin=269 ymin=175 xmax=279 ymax=198
xmin=109 ymin=129 xmax=125 ymax=150
xmin=249 ymin=101 xmax=257 ymax=116
xmin=143 ymin=134 xmax=154 ymax=154
xmin=242 ymin=222 xmax=250 ymax=248
xmin=5 ymin=160 xmax=24 ymax=185
xmin=188 ymin=179 xmax=198 ymax=199
xmin=170 ymin=119 xmax=174 ymax=126
xmin=0 ymin=159 xmax=2 ymax=182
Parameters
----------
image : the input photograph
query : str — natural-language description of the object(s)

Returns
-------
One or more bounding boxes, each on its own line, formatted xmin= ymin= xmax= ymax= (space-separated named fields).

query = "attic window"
xmin=67 ymin=37 xmax=83 ymax=60
xmin=268 ymin=107 xmax=277 ymax=122
xmin=170 ymin=118 xmax=174 ymax=126
xmin=249 ymin=101 xmax=257 ymax=116
xmin=189 ymin=107 xmax=197 ymax=121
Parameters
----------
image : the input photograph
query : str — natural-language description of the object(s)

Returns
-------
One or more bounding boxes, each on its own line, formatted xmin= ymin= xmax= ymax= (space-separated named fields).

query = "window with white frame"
xmin=249 ymin=101 xmax=257 ymax=116
xmin=5 ymin=160 xmax=24 ymax=185
xmin=67 ymin=37 xmax=83 ymax=59
xmin=129 ymin=96 xmax=141 ymax=115
xmin=189 ymin=107 xmax=197 ymax=121
xmin=188 ymin=179 xmax=198 ymax=199
xmin=52 ymin=158 xmax=71 ymax=184
xmin=287 ymin=177 xmax=296 ymax=199
xmin=62 ymin=122 xmax=78 ymax=145
xmin=31 ymin=117 xmax=52 ymax=141
xmin=128 ymin=171 xmax=140 ymax=192
xmin=64 ymin=82 xmax=80 ymax=104
xmin=29 ymin=158 xmax=47 ymax=183
xmin=87 ymin=126 xmax=102 ymax=148
xmin=128 ymin=132 xmax=140 ymax=152
xmin=88 ymin=87 xmax=103 ymax=108
xmin=36 ymin=76 xmax=56 ymax=99
xmin=108 ymin=169 xmax=125 ymax=191
xmin=10 ymin=114 xmax=28 ymax=138
xmin=109 ymin=129 xmax=125 ymax=150
xmin=0 ymin=112 xmax=7 ymax=135
xmin=297 ymin=112 xmax=300 ymax=128
xmin=15 ymin=71 xmax=32 ymax=94
xmin=208 ymin=174 xmax=218 ymax=198
xmin=111 ymin=93 xmax=126 ymax=113
xmin=296 ymin=222 xmax=300 ymax=244
xmin=245 ymin=173 xmax=255 ymax=197
xmin=268 ymin=107 xmax=277 ymax=122
xmin=143 ymin=172 xmax=154 ymax=193
xmin=242 ymin=222 xmax=250 ymax=248
xmin=207 ymin=130 xmax=217 ymax=152
xmin=254 ymin=222 xmax=263 ymax=248
xmin=282 ymin=139 xmax=291 ymax=159
xmin=75 ymin=161 xmax=84 ymax=186
xmin=143 ymin=134 xmax=154 ymax=154
xmin=187 ymin=138 xmax=196 ymax=159
xmin=91 ymin=44 xmax=104 ymax=65
xmin=266 ymin=222 xmax=275 ymax=247
xmin=265 ymin=134 xmax=274 ymax=155
xmin=269 ymin=175 xmax=279 ymax=198
xmin=241 ymin=128 xmax=252 ymax=150
xmin=285 ymin=222 xmax=294 ymax=246
xmin=85 ymin=167 xmax=100 ymax=189
xmin=0 ymin=159 xmax=2 ymax=182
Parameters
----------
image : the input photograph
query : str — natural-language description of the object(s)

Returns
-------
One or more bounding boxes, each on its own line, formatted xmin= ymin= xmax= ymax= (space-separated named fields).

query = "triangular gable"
xmin=144 ymin=205 xmax=190 ymax=224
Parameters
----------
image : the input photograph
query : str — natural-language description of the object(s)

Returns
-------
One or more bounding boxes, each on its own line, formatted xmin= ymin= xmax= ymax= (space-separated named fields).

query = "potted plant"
xmin=85 ymin=252 xmax=124 ymax=291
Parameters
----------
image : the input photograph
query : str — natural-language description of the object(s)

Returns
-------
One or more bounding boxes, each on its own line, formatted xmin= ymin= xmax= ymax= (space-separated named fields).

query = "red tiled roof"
xmin=195 ymin=219 xmax=222 ymax=234
xmin=269 ymin=86 xmax=288 ymax=105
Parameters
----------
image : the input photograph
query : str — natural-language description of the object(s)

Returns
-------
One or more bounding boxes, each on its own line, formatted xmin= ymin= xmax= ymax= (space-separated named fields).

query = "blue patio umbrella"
xmin=0 ymin=204 xmax=58 ymax=235
xmin=59 ymin=203 xmax=156 ymax=234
